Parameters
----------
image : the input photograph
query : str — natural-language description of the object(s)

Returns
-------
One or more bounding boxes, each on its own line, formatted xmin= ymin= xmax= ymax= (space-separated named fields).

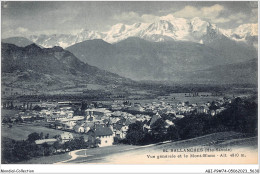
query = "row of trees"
xmin=122 ymin=120 xmax=179 ymax=145
xmin=123 ymin=97 xmax=257 ymax=145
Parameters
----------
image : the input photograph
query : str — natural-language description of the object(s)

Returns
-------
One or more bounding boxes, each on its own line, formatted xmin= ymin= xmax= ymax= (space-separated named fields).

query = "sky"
xmin=1 ymin=1 xmax=258 ymax=38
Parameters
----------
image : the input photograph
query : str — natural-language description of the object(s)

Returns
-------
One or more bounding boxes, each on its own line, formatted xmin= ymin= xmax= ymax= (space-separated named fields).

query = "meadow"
xmin=1 ymin=123 xmax=83 ymax=141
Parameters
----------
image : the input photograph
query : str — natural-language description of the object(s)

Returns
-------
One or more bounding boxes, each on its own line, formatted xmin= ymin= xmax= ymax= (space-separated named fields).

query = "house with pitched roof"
xmin=87 ymin=125 xmax=114 ymax=147
xmin=35 ymin=138 xmax=57 ymax=145
xmin=59 ymin=132 xmax=74 ymax=144
xmin=83 ymin=122 xmax=95 ymax=133
xmin=149 ymin=112 xmax=161 ymax=127
xmin=73 ymin=124 xmax=85 ymax=133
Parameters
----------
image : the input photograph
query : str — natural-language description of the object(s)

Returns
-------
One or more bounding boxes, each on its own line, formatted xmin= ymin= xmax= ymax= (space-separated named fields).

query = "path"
xmin=55 ymin=149 xmax=89 ymax=164
xmin=55 ymin=140 xmax=173 ymax=164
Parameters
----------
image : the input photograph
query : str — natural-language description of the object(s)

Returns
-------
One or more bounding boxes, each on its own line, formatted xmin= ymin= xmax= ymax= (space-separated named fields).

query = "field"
xmin=1 ymin=123 xmax=85 ymax=141
xmin=1 ymin=109 xmax=20 ymax=118
xmin=125 ymin=91 xmax=254 ymax=106
xmin=124 ymin=92 xmax=225 ymax=106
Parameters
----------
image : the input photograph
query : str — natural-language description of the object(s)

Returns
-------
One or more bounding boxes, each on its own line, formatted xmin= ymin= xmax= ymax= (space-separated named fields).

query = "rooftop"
xmin=35 ymin=139 xmax=57 ymax=145
xmin=95 ymin=126 xmax=113 ymax=136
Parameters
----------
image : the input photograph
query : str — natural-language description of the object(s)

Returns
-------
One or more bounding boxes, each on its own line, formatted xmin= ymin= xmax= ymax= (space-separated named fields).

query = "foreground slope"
xmin=20 ymin=132 xmax=257 ymax=164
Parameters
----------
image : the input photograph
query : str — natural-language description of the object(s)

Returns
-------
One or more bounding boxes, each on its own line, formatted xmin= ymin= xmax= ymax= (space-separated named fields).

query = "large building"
xmin=93 ymin=125 xmax=114 ymax=147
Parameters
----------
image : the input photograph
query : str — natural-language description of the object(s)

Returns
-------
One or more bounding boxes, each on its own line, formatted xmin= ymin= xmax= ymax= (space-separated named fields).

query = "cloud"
xmin=172 ymin=6 xmax=201 ymax=18
xmin=2 ymin=27 xmax=63 ymax=38
xmin=114 ymin=5 xmax=246 ymax=26
xmin=17 ymin=27 xmax=29 ymax=33
xmin=236 ymin=20 xmax=243 ymax=24
xmin=171 ymin=4 xmax=251 ymax=25
xmin=250 ymin=8 xmax=258 ymax=22
xmin=112 ymin=5 xmax=252 ymax=29
xmin=207 ymin=12 xmax=247 ymax=24
xmin=113 ymin=11 xmax=159 ymax=24
xmin=2 ymin=27 xmax=31 ymax=38
xmin=170 ymin=4 xmax=230 ymax=24
xmin=215 ymin=12 xmax=250 ymax=25
xmin=228 ymin=13 xmax=247 ymax=20
xmin=113 ymin=12 xmax=140 ymax=22
xmin=213 ymin=18 xmax=231 ymax=24
xmin=201 ymin=4 xmax=225 ymax=18
xmin=172 ymin=4 xmax=225 ymax=20
xmin=141 ymin=14 xmax=160 ymax=23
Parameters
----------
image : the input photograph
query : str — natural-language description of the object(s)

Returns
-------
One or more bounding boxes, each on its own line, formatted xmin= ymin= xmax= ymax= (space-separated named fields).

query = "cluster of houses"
xmin=109 ymin=97 xmax=231 ymax=118
xmin=44 ymin=107 xmax=153 ymax=147
xmin=3 ymin=96 xmax=233 ymax=148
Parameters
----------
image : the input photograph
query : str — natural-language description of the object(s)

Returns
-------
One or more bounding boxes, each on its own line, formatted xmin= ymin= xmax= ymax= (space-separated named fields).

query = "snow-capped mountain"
xmin=29 ymin=29 xmax=104 ymax=48
xmin=26 ymin=15 xmax=257 ymax=48
xmin=220 ymin=23 xmax=258 ymax=48
xmin=104 ymin=15 xmax=220 ymax=44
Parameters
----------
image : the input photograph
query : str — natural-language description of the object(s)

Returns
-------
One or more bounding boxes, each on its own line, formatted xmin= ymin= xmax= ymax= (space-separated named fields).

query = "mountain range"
xmin=2 ymin=37 xmax=34 ymax=47
xmin=1 ymin=15 xmax=257 ymax=89
xmin=66 ymin=37 xmax=257 ymax=84
xmin=4 ymin=15 xmax=255 ymax=49
xmin=1 ymin=43 xmax=131 ymax=92
xmin=189 ymin=58 xmax=257 ymax=85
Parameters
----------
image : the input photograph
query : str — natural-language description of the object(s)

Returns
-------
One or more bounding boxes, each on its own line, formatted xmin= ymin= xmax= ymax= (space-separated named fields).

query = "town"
xmin=2 ymin=93 xmax=233 ymax=148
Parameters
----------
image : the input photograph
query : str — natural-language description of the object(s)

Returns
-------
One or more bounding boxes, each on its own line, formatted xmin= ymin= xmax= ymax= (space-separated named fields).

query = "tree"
xmin=126 ymin=131 xmax=145 ymax=145
xmin=127 ymin=121 xmax=143 ymax=132
xmin=33 ymin=105 xmax=42 ymax=111
xmin=2 ymin=117 xmax=11 ymax=124
xmin=39 ymin=132 xmax=44 ymax=140
xmin=45 ymin=133 xmax=49 ymax=139
xmin=209 ymin=101 xmax=219 ymax=111
xmin=16 ymin=116 xmax=23 ymax=123
xmin=74 ymin=136 xmax=87 ymax=149
xmin=150 ymin=119 xmax=167 ymax=142
xmin=125 ymin=121 xmax=145 ymax=145
xmin=166 ymin=125 xmax=179 ymax=140
xmin=27 ymin=132 xmax=40 ymax=142
xmin=81 ymin=101 xmax=88 ymax=111
xmin=63 ymin=141 xmax=71 ymax=151
xmin=42 ymin=143 xmax=50 ymax=156
xmin=94 ymin=138 xmax=101 ymax=147
xmin=161 ymin=113 xmax=175 ymax=121
xmin=53 ymin=141 xmax=61 ymax=152
xmin=10 ymin=102 xmax=14 ymax=109
xmin=175 ymin=114 xmax=207 ymax=139
xmin=13 ymin=141 xmax=31 ymax=161
xmin=113 ymin=137 xmax=121 ymax=145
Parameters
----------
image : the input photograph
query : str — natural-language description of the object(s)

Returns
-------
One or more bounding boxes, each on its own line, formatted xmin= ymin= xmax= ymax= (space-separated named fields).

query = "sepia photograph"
xmin=1 ymin=1 xmax=259 ymax=173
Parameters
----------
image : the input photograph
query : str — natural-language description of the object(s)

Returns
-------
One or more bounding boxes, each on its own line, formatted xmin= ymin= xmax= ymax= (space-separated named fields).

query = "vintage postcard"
xmin=1 ymin=1 xmax=259 ymax=173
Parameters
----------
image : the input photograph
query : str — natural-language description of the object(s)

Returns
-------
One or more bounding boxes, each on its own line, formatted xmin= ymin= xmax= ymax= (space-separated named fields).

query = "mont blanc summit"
xmin=25 ymin=15 xmax=257 ymax=48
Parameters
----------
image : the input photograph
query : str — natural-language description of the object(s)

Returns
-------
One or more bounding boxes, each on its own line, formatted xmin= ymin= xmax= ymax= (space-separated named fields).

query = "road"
xmin=57 ymin=132 xmax=257 ymax=164
xmin=55 ymin=141 xmax=173 ymax=164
